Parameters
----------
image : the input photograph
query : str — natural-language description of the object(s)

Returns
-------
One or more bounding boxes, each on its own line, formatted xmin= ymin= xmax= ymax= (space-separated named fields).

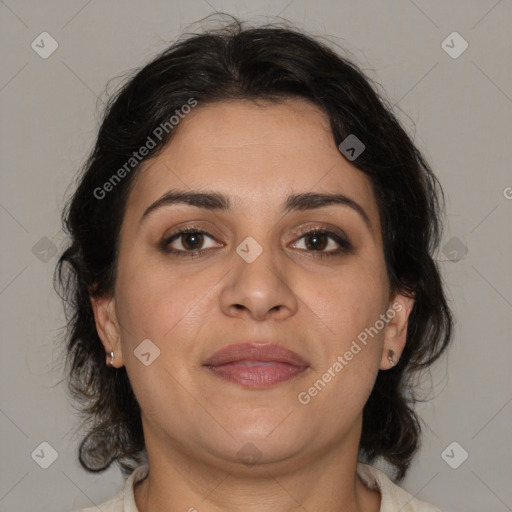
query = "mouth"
xmin=202 ymin=342 xmax=309 ymax=388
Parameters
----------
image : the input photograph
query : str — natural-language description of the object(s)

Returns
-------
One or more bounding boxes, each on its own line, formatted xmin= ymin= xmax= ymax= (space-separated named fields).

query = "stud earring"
xmin=106 ymin=351 xmax=115 ymax=367
xmin=388 ymin=349 xmax=395 ymax=367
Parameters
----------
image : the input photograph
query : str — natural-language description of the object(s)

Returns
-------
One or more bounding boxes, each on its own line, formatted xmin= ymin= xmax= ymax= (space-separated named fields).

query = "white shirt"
xmin=74 ymin=463 xmax=441 ymax=512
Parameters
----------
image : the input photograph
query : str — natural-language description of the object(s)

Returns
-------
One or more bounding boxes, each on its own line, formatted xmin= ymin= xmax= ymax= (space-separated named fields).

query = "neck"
xmin=133 ymin=422 xmax=380 ymax=512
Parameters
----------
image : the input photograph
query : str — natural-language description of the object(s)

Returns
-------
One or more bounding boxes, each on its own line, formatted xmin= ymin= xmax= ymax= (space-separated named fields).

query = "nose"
xmin=219 ymin=241 xmax=298 ymax=322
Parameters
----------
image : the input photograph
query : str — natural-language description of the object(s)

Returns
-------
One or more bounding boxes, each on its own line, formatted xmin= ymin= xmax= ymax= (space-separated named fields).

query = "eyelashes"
xmin=159 ymin=225 xmax=354 ymax=259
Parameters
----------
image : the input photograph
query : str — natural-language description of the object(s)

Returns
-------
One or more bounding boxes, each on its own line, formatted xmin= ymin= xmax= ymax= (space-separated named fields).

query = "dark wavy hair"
xmin=55 ymin=15 xmax=453 ymax=482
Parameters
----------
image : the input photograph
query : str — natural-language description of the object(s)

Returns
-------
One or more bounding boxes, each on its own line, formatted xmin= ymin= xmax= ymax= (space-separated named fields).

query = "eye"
xmin=160 ymin=227 xmax=221 ymax=256
xmin=291 ymin=229 xmax=353 ymax=257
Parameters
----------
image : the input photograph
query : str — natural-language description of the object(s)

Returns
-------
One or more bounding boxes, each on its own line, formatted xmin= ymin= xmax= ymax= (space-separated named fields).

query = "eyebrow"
xmin=140 ymin=189 xmax=373 ymax=232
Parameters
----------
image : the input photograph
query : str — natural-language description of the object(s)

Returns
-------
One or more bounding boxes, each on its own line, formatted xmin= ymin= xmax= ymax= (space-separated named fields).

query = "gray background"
xmin=1 ymin=1 xmax=511 ymax=511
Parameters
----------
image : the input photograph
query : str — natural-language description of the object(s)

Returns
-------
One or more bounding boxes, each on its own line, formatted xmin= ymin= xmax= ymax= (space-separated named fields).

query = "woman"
xmin=57 ymin=16 xmax=453 ymax=512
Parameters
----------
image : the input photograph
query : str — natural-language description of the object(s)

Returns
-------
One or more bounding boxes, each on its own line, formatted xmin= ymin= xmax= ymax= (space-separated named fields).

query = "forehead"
xmin=125 ymin=98 xmax=379 ymax=225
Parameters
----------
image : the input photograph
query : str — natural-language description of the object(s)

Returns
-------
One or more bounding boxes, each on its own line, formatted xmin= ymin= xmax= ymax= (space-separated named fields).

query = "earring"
xmin=106 ymin=351 xmax=115 ymax=367
xmin=388 ymin=349 xmax=395 ymax=367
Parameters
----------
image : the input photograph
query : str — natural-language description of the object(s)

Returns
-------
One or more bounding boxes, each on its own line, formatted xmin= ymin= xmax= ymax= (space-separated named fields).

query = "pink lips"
xmin=203 ymin=342 xmax=309 ymax=388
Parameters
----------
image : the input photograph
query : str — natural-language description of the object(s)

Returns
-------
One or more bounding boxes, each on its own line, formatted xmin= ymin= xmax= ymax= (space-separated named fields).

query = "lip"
xmin=203 ymin=342 xmax=309 ymax=388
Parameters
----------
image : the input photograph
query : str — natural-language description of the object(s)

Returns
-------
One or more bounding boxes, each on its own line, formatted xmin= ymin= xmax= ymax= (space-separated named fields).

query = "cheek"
xmin=115 ymin=258 xmax=207 ymax=339
xmin=302 ymin=259 xmax=389 ymax=344
xmin=114 ymin=265 xmax=212 ymax=425
xmin=298 ymin=271 xmax=386 ymax=420
xmin=114 ymin=259 xmax=226 ymax=394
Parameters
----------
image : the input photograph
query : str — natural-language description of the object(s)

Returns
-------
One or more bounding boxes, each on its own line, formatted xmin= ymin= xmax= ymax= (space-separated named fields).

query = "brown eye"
xmin=303 ymin=232 xmax=329 ymax=251
xmin=159 ymin=227 xmax=222 ymax=257
xmin=292 ymin=229 xmax=353 ymax=256
xmin=179 ymin=232 xmax=205 ymax=250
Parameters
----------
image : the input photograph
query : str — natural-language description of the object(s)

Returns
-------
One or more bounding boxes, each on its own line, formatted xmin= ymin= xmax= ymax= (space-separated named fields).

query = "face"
xmin=93 ymin=98 xmax=412 ymax=471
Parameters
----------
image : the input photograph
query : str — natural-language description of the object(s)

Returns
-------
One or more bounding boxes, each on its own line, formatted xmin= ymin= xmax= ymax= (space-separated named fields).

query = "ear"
xmin=90 ymin=292 xmax=124 ymax=368
xmin=379 ymin=292 xmax=415 ymax=370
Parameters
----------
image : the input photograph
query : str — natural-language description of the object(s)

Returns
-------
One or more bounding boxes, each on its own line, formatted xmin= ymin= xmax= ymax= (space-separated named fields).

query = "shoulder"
xmin=71 ymin=465 xmax=149 ymax=512
xmin=357 ymin=462 xmax=442 ymax=512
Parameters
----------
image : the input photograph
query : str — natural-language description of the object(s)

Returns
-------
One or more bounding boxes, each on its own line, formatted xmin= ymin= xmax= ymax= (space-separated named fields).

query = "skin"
xmin=91 ymin=98 xmax=414 ymax=512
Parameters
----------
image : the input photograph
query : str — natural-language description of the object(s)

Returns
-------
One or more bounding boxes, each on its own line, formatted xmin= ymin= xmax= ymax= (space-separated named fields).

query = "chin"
xmin=225 ymin=436 xmax=305 ymax=468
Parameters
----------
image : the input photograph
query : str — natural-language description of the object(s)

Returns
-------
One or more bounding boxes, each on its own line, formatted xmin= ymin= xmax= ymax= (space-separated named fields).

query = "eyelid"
xmin=291 ymin=223 xmax=349 ymax=240
xmin=160 ymin=221 xmax=223 ymax=242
